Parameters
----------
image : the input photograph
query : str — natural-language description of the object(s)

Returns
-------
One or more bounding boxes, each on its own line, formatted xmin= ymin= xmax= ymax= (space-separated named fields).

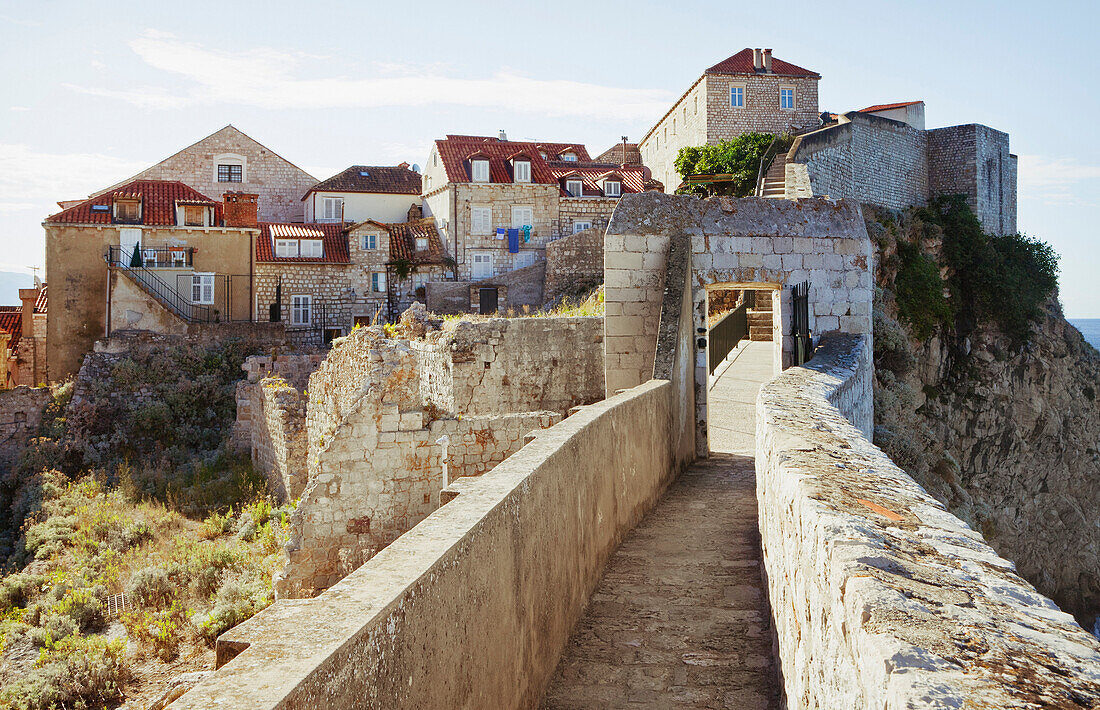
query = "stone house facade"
xmin=93 ymin=125 xmax=318 ymax=223
xmin=639 ymin=48 xmax=822 ymax=193
xmin=44 ymin=180 xmax=260 ymax=379
xmin=421 ymin=134 xmax=649 ymax=282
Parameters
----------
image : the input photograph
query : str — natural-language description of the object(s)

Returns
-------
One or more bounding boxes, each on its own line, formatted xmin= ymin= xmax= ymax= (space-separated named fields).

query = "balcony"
xmin=106 ymin=245 xmax=195 ymax=268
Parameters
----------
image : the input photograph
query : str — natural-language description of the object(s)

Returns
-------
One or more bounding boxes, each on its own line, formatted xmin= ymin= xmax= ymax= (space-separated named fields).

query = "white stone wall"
xmin=757 ymin=333 xmax=1100 ymax=708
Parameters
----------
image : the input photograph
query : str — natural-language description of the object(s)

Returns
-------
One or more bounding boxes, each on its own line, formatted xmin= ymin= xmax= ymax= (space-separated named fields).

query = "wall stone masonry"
xmin=757 ymin=333 xmax=1100 ymax=708
xmin=544 ymin=227 xmax=604 ymax=305
xmin=0 ymin=385 xmax=51 ymax=470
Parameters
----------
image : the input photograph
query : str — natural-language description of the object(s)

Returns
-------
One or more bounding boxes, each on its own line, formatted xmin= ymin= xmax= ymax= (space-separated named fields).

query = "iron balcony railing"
xmin=106 ymin=247 xmax=212 ymax=322
xmin=106 ymin=245 xmax=194 ymax=269
xmin=708 ymin=301 xmax=749 ymax=374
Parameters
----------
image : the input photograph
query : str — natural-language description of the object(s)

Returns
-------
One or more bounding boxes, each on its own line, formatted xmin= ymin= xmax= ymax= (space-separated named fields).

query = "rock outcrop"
xmin=868 ymin=205 xmax=1100 ymax=630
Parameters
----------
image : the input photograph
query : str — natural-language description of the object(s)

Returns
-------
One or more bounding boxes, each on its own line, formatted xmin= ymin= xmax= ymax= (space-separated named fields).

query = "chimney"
xmin=223 ymin=192 xmax=259 ymax=228
xmin=18 ymin=287 xmax=37 ymax=339
xmin=763 ymin=48 xmax=773 ymax=72
xmin=753 ymin=48 xmax=763 ymax=70
xmin=498 ymin=129 xmax=507 ymax=141
xmin=407 ymin=202 xmax=423 ymax=221
xmin=398 ymin=161 xmax=410 ymax=170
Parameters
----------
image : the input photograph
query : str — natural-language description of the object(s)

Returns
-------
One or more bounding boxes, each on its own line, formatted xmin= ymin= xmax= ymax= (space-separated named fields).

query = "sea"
xmin=1069 ymin=319 xmax=1100 ymax=350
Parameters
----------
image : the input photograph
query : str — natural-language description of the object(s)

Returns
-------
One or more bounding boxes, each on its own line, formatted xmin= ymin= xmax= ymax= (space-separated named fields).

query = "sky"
xmin=1 ymin=0 xmax=1098 ymax=316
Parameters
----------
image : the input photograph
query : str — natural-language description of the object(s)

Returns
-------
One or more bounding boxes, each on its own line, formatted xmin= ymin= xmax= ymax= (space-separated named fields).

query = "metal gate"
xmin=791 ymin=281 xmax=813 ymax=365
xmin=479 ymin=287 xmax=499 ymax=314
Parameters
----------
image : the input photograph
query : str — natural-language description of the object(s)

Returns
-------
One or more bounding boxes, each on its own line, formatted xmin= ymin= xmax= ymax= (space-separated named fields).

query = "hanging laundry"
xmin=522 ymin=225 xmax=531 ymax=243
xmin=496 ymin=227 xmax=506 ymax=241
xmin=507 ymin=228 xmax=520 ymax=254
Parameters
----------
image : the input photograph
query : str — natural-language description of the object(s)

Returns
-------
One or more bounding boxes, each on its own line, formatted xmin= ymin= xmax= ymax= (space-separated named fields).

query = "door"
xmin=119 ymin=228 xmax=141 ymax=266
xmin=479 ymin=287 xmax=499 ymax=315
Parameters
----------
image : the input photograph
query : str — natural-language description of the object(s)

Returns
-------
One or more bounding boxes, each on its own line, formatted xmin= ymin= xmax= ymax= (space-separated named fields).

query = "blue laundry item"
xmin=507 ymin=228 xmax=520 ymax=253
xmin=522 ymin=225 xmax=531 ymax=242
xmin=496 ymin=227 xmax=506 ymax=240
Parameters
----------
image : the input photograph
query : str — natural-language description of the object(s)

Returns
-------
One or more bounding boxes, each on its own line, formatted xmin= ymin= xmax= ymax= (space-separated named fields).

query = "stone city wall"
xmin=0 ymin=385 xmax=51 ymax=470
xmin=928 ymin=123 xmax=1017 ymax=235
xmin=173 ymin=378 xmax=686 ymax=710
xmin=544 ymin=227 xmax=605 ymax=305
xmin=757 ymin=333 xmax=1100 ymax=708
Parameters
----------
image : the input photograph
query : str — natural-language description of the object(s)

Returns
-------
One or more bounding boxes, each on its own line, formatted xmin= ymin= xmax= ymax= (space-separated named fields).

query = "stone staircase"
xmin=748 ymin=291 xmax=773 ymax=341
xmin=760 ymin=153 xmax=787 ymax=198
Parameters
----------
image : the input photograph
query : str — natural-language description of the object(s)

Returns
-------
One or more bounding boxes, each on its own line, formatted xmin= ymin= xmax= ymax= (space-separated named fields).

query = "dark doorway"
xmin=479 ymin=287 xmax=499 ymax=315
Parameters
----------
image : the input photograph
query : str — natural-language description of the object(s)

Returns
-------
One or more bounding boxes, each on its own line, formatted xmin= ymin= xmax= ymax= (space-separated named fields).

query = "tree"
xmin=674 ymin=133 xmax=778 ymax=197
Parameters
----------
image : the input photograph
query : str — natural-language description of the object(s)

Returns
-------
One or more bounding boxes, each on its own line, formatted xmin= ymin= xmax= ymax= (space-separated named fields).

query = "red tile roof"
xmin=45 ymin=180 xmax=221 ymax=226
xmin=0 ymin=310 xmax=21 ymax=352
xmin=548 ymin=163 xmax=646 ymax=196
xmin=706 ymin=49 xmax=820 ymax=78
xmin=594 ymin=142 xmax=642 ymax=166
xmin=368 ymin=218 xmax=447 ymax=265
xmin=434 ymin=135 xmax=592 ymax=185
xmin=35 ymin=285 xmax=47 ymax=313
xmin=256 ymin=223 xmax=350 ymax=263
xmin=303 ymin=165 xmax=422 ymax=199
xmin=858 ymin=101 xmax=923 ymax=113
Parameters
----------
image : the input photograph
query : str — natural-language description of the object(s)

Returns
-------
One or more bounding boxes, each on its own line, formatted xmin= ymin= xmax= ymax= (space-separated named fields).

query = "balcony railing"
xmin=106 ymin=245 xmax=194 ymax=268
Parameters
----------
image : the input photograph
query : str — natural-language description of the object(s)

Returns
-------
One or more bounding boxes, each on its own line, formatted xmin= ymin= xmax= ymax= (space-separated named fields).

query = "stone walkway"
xmin=541 ymin=341 xmax=779 ymax=709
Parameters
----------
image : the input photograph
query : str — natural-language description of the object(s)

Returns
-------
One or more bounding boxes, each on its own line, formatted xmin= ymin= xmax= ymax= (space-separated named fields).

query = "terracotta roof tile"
xmin=35 ymin=285 xmax=47 ymax=313
xmin=369 ymin=218 xmax=447 ymax=265
xmin=0 ymin=311 xmax=21 ymax=351
xmin=434 ymin=135 xmax=592 ymax=185
xmin=256 ymin=223 xmax=350 ymax=263
xmin=706 ymin=49 xmax=820 ymax=78
xmin=858 ymin=101 xmax=923 ymax=113
xmin=45 ymin=180 xmax=221 ymax=226
xmin=548 ymin=162 xmax=646 ymax=196
xmin=303 ymin=165 xmax=422 ymax=199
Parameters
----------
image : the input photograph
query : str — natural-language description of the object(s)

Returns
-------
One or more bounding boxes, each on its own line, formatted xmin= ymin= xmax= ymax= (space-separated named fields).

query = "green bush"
xmin=197 ymin=581 xmax=258 ymax=645
xmin=0 ymin=635 xmax=128 ymax=710
xmin=126 ymin=566 xmax=174 ymax=609
xmin=23 ymin=515 xmax=77 ymax=561
xmin=894 ymin=239 xmax=952 ymax=340
xmin=674 ymin=133 xmax=779 ymax=197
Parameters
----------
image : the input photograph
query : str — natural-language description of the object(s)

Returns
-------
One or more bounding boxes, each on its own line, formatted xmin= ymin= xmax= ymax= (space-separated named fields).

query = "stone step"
xmin=750 ymin=299 xmax=773 ymax=313
xmin=749 ymin=330 xmax=773 ymax=341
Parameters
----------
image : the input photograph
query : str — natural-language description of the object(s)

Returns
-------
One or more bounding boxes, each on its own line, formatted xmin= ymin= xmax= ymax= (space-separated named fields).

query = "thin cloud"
xmin=1018 ymin=155 xmax=1100 ymax=206
xmin=0 ymin=144 xmax=148 ymax=216
xmin=67 ymin=31 xmax=672 ymax=122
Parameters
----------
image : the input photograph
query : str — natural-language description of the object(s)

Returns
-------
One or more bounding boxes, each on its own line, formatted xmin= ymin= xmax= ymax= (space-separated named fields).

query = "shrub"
xmin=197 ymin=581 xmax=256 ymax=645
xmin=120 ymin=601 xmax=190 ymax=661
xmin=674 ymin=133 xmax=780 ymax=197
xmin=125 ymin=566 xmax=174 ymax=609
xmin=0 ymin=573 xmax=45 ymax=612
xmin=51 ymin=587 xmax=106 ymax=633
xmin=201 ymin=507 xmax=235 ymax=539
xmin=0 ymin=635 xmax=128 ymax=710
xmin=24 ymin=515 xmax=77 ymax=561
xmin=894 ymin=239 xmax=951 ymax=340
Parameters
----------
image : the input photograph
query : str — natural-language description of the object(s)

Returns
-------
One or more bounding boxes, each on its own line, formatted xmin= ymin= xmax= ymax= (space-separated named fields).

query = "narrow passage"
xmin=541 ymin=342 xmax=779 ymax=709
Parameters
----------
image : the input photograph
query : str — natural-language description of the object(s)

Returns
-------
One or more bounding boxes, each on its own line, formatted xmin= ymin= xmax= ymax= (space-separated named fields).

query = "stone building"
xmin=92 ymin=125 xmax=318 ymax=222
xmin=639 ymin=48 xmax=822 ymax=193
xmin=303 ymin=164 xmax=422 ymax=224
xmin=43 ymin=180 xmax=261 ymax=378
xmin=421 ymin=134 xmax=650 ymax=281
xmin=0 ymin=284 xmax=47 ymax=388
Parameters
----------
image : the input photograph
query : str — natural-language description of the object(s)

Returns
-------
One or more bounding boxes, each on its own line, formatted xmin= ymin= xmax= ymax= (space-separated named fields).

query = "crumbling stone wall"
xmin=274 ymin=314 xmax=604 ymax=597
xmin=544 ymin=228 xmax=604 ymax=305
xmin=0 ymin=385 xmax=51 ymax=470
xmin=757 ymin=333 xmax=1100 ymax=708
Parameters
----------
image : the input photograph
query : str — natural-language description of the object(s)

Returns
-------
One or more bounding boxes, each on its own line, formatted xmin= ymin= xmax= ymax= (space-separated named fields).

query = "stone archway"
xmin=603 ymin=193 xmax=874 ymax=456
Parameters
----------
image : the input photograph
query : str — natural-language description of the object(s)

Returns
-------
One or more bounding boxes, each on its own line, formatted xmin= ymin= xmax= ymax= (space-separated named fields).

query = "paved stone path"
xmin=541 ymin=342 xmax=779 ymax=709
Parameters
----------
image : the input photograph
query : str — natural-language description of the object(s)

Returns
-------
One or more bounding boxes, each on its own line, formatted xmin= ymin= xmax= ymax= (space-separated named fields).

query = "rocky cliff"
xmin=867 ymin=201 xmax=1100 ymax=631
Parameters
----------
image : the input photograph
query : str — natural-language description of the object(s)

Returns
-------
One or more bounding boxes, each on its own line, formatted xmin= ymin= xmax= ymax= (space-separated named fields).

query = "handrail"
xmin=708 ymin=302 xmax=749 ymax=373
xmin=754 ymin=136 xmax=781 ymax=197
xmin=105 ymin=247 xmax=212 ymax=323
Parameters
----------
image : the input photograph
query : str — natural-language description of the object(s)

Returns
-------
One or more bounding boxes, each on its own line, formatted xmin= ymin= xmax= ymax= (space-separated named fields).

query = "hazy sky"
xmin=2 ymin=0 xmax=1097 ymax=315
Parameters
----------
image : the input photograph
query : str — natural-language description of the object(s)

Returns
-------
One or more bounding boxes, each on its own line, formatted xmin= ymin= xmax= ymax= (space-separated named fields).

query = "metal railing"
xmin=755 ymin=136 xmax=783 ymax=197
xmin=708 ymin=302 xmax=749 ymax=373
xmin=107 ymin=245 xmax=194 ymax=268
xmin=792 ymin=281 xmax=813 ymax=365
xmin=106 ymin=248 xmax=213 ymax=322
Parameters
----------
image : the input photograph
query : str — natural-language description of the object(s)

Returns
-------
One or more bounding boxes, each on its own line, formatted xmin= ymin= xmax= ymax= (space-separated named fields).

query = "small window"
xmin=115 ymin=200 xmax=140 ymax=223
xmin=566 ymin=179 xmax=584 ymax=197
xmin=471 ymin=159 xmax=490 ymax=182
xmin=91 ymin=204 xmax=110 ymax=213
xmin=471 ymin=206 xmax=492 ymax=235
xmin=694 ymin=94 xmax=698 ymax=114
xmin=218 ymin=164 xmax=243 ymax=182
xmin=192 ymin=273 xmax=215 ymax=304
xmin=560 ymin=152 xmax=577 ymax=162
xmin=514 ymin=251 xmax=536 ymax=270
xmin=573 ymin=221 xmax=592 ymax=234
xmin=321 ymin=197 xmax=343 ymax=221
xmin=513 ymin=160 xmax=531 ymax=183
xmin=415 ymin=236 xmax=428 ymax=251
xmin=780 ymin=87 xmax=795 ymax=110
xmin=730 ymin=85 xmax=744 ymax=108
xmin=300 ymin=239 xmax=323 ymax=258
xmin=511 ymin=206 xmax=533 ymax=229
xmin=291 ymin=295 xmax=311 ymax=325
xmin=672 ymin=118 xmax=676 ymax=135
xmin=371 ymin=272 xmax=386 ymax=292
xmin=275 ymin=239 xmax=298 ymax=258
xmin=604 ymin=181 xmax=621 ymax=198
xmin=471 ymin=252 xmax=493 ymax=280
xmin=363 ymin=233 xmax=378 ymax=250
xmin=182 ymin=205 xmax=206 ymax=227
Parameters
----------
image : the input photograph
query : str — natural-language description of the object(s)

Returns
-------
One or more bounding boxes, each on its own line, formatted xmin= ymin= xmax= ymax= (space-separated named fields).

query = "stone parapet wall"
xmin=425 ymin=262 xmax=546 ymax=315
xmin=0 ymin=385 xmax=51 ymax=469
xmin=173 ymin=378 xmax=685 ymax=710
xmin=757 ymin=333 xmax=1100 ymax=708
xmin=544 ymin=227 xmax=604 ymax=305
xmin=250 ymin=378 xmax=308 ymax=502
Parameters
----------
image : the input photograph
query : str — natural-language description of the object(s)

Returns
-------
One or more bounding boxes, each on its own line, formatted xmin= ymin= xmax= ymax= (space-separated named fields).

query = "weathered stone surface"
xmin=757 ymin=333 xmax=1100 ymax=708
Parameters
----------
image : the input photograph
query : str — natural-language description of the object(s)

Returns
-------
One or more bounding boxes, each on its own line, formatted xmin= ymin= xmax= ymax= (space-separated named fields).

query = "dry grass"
xmin=439 ymin=286 xmax=605 ymax=327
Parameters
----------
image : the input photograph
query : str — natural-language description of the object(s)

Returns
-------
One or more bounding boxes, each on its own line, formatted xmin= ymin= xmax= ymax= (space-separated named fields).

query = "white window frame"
xmin=275 ymin=239 xmax=298 ymax=258
xmin=471 ymin=251 xmax=493 ymax=280
xmin=291 ymin=295 xmax=312 ymax=326
xmin=300 ymin=239 xmax=323 ymax=258
xmin=371 ymin=272 xmax=387 ymax=293
xmin=511 ymin=206 xmax=533 ymax=229
xmin=213 ymin=153 xmax=247 ymax=183
xmin=363 ymin=233 xmax=378 ymax=250
xmin=514 ymin=251 xmax=536 ymax=270
xmin=415 ymin=236 xmax=429 ymax=251
xmin=321 ymin=197 xmax=344 ymax=222
xmin=566 ymin=179 xmax=584 ymax=197
xmin=573 ymin=221 xmax=592 ymax=234
xmin=560 ymin=152 xmax=577 ymax=162
xmin=780 ymin=86 xmax=795 ymax=110
xmin=513 ymin=160 xmax=531 ymax=183
xmin=471 ymin=159 xmax=490 ymax=182
xmin=192 ymin=273 xmax=215 ymax=305
xmin=730 ymin=84 xmax=745 ymax=108
xmin=470 ymin=206 xmax=492 ymax=235
xmin=603 ymin=181 xmax=621 ymax=198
